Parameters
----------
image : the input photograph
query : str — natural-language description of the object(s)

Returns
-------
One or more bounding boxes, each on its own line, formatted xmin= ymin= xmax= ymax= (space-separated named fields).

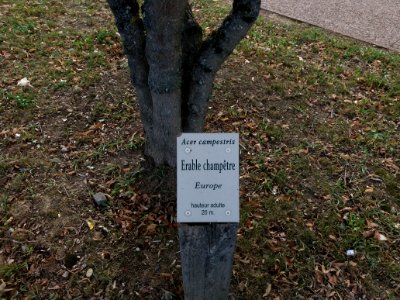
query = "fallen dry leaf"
xmin=263 ymin=283 xmax=272 ymax=297
xmin=0 ymin=280 xmax=6 ymax=292
xmin=366 ymin=219 xmax=379 ymax=228
xmin=363 ymin=229 xmax=375 ymax=238
xmin=146 ymin=223 xmax=157 ymax=235
xmin=328 ymin=274 xmax=337 ymax=286
xmin=374 ymin=231 xmax=388 ymax=241
xmin=86 ymin=219 xmax=95 ymax=231
xmin=364 ymin=187 xmax=374 ymax=193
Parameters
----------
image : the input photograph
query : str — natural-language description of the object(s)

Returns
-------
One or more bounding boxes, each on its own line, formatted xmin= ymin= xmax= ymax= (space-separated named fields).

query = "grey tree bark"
xmin=107 ymin=0 xmax=260 ymax=166
xmin=179 ymin=223 xmax=238 ymax=299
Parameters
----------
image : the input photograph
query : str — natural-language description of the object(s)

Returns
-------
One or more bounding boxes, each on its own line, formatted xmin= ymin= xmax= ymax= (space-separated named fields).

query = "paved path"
xmin=261 ymin=0 xmax=400 ymax=52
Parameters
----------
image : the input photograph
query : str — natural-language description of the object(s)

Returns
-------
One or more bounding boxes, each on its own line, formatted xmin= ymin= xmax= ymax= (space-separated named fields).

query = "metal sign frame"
xmin=177 ymin=133 xmax=239 ymax=223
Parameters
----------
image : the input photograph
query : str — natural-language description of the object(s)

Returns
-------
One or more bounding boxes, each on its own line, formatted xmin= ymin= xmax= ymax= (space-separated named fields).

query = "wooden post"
xmin=179 ymin=223 xmax=238 ymax=300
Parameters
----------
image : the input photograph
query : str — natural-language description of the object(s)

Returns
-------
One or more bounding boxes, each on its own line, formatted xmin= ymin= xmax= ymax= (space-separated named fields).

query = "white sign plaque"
xmin=177 ymin=133 xmax=239 ymax=223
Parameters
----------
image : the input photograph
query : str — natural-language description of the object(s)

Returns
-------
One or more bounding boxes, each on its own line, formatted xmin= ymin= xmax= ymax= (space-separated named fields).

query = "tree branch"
xmin=181 ymin=4 xmax=203 ymax=123
xmin=184 ymin=0 xmax=261 ymax=132
xmin=107 ymin=0 xmax=153 ymax=138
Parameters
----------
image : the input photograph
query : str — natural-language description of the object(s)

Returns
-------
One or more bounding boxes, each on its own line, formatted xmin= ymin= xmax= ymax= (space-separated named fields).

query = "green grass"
xmin=0 ymin=0 xmax=119 ymax=110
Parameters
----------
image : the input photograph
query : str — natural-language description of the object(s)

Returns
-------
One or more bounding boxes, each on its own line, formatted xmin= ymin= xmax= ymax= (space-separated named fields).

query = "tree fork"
xmin=107 ymin=0 xmax=260 ymax=166
xmin=184 ymin=0 xmax=261 ymax=132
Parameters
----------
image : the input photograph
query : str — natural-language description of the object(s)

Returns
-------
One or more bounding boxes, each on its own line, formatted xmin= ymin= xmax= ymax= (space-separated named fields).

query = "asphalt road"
xmin=262 ymin=0 xmax=400 ymax=52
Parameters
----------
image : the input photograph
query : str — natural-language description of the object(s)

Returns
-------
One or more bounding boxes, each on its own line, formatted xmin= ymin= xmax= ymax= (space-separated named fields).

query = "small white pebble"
xmin=17 ymin=77 xmax=32 ymax=87
xmin=86 ymin=268 xmax=93 ymax=278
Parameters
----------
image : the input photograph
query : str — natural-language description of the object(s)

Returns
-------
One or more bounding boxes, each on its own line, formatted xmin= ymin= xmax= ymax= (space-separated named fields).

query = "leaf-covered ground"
xmin=1 ymin=0 xmax=399 ymax=299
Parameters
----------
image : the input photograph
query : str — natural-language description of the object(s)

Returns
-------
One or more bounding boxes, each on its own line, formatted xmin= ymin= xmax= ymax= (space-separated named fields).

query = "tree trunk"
xmin=142 ymin=0 xmax=186 ymax=166
xmin=107 ymin=0 xmax=260 ymax=166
